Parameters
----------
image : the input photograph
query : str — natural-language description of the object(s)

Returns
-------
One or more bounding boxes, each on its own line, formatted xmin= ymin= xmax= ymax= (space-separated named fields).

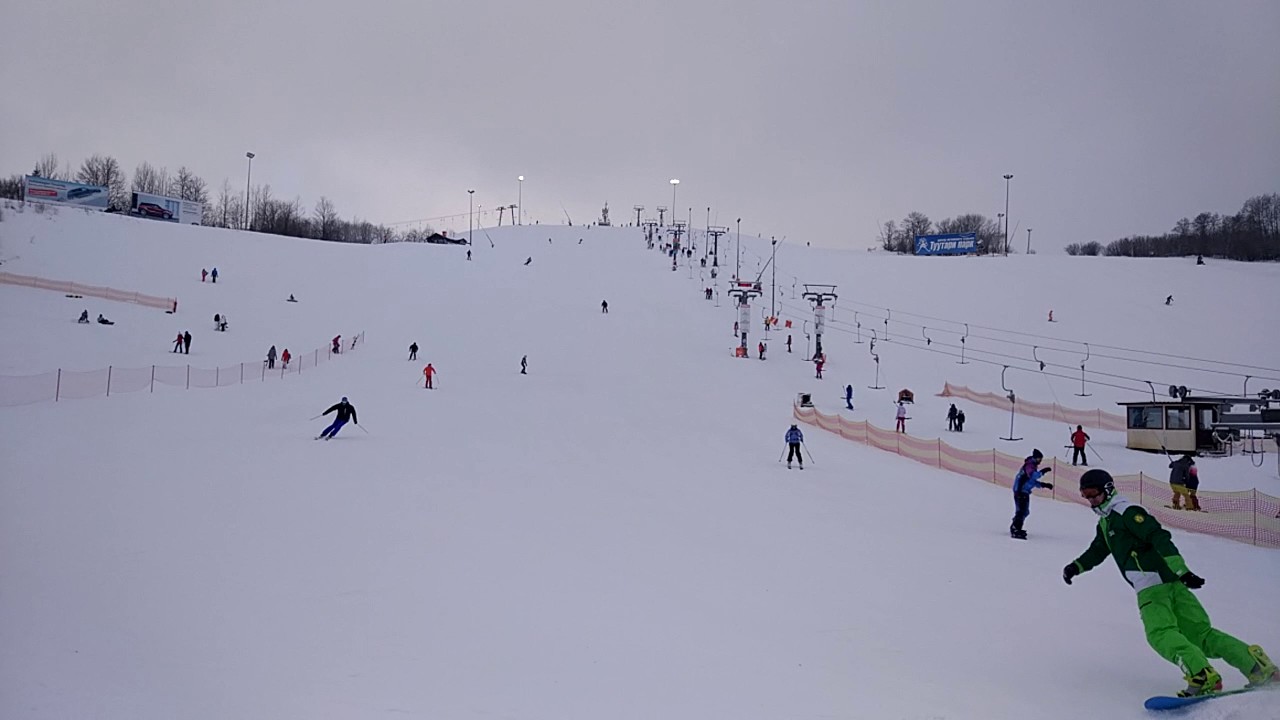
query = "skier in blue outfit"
xmin=1010 ymin=449 xmax=1052 ymax=539
xmin=785 ymin=424 xmax=805 ymax=469
xmin=845 ymin=384 xmax=854 ymax=410
xmin=317 ymin=397 xmax=357 ymax=440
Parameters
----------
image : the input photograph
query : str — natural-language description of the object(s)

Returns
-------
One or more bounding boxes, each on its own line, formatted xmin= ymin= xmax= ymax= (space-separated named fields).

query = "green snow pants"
xmin=1136 ymin=582 xmax=1254 ymax=677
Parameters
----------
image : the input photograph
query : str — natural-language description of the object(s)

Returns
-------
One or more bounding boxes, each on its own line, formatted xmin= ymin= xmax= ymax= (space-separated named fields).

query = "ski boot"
xmin=786 ymin=461 xmax=792 ymax=469
xmin=1010 ymin=528 xmax=1028 ymax=540
xmin=1246 ymin=645 xmax=1280 ymax=687
xmin=1177 ymin=666 xmax=1223 ymax=697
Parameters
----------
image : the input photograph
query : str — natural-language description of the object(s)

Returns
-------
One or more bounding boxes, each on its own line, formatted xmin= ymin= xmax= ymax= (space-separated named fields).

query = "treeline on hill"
xmin=1067 ymin=193 xmax=1279 ymax=261
xmin=0 ymin=152 xmax=422 ymax=244
xmin=878 ymin=212 xmax=1003 ymax=253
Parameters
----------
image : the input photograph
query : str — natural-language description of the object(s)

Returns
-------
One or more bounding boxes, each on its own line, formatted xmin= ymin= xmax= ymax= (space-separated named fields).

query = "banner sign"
xmin=738 ymin=302 xmax=751 ymax=334
xmin=130 ymin=191 xmax=203 ymax=225
xmin=914 ymin=232 xmax=979 ymax=256
xmin=814 ymin=304 xmax=826 ymax=334
xmin=23 ymin=176 xmax=109 ymax=209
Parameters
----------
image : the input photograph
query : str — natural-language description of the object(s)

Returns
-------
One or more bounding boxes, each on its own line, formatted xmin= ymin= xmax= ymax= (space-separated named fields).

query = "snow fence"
xmin=0 ymin=270 xmax=178 ymax=313
xmin=0 ymin=332 xmax=365 ymax=408
xmin=793 ymin=404 xmax=1280 ymax=550
xmin=938 ymin=381 xmax=1127 ymax=431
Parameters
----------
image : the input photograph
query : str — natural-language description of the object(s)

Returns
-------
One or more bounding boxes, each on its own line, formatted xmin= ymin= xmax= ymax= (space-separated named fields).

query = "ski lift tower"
xmin=802 ymin=284 xmax=838 ymax=359
xmin=669 ymin=221 xmax=687 ymax=252
xmin=707 ymin=226 xmax=727 ymax=267
xmin=657 ymin=206 xmax=668 ymax=227
xmin=642 ymin=218 xmax=659 ymax=246
xmin=727 ymin=279 xmax=762 ymax=357
xmin=598 ymin=202 xmax=612 ymax=226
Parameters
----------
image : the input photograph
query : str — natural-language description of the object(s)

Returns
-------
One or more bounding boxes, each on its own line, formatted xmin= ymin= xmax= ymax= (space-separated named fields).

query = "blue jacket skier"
xmin=845 ymin=384 xmax=854 ymax=410
xmin=317 ymin=397 xmax=357 ymax=440
xmin=1010 ymin=449 xmax=1052 ymax=539
xmin=785 ymin=424 xmax=805 ymax=469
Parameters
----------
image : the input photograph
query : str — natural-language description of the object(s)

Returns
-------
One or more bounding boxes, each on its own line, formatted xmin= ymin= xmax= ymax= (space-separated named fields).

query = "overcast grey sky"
xmin=3 ymin=1 xmax=1277 ymax=249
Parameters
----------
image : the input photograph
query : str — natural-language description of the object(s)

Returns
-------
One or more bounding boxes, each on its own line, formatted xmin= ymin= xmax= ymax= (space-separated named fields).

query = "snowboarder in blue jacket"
xmin=1010 ymin=449 xmax=1053 ymax=539
xmin=785 ymin=424 xmax=805 ymax=469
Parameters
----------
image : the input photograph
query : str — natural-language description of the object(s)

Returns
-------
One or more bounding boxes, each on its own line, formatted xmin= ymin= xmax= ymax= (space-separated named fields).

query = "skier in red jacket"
xmin=1070 ymin=425 xmax=1091 ymax=466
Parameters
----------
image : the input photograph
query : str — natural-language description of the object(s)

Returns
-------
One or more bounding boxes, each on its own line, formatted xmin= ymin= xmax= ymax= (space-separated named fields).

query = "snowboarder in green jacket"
xmin=1062 ymin=469 xmax=1279 ymax=697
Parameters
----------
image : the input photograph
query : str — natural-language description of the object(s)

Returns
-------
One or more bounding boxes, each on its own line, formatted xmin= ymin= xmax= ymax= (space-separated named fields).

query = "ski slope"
xmin=1 ymin=202 xmax=1278 ymax=720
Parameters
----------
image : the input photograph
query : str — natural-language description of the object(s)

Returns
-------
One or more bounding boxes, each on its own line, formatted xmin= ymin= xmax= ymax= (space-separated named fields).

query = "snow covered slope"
xmin=1 ymin=202 xmax=1278 ymax=720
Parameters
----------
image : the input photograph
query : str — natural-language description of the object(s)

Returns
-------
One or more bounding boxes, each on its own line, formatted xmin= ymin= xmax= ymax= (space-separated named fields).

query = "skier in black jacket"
xmin=317 ymin=397 xmax=357 ymax=440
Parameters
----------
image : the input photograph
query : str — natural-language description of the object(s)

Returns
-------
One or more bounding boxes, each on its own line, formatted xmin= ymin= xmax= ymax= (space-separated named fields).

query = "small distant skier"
xmin=1070 ymin=424 xmax=1091 ymax=466
xmin=287 ymin=294 xmax=297 ymax=302
xmin=201 ymin=268 xmax=208 ymax=282
xmin=1009 ymin=449 xmax=1052 ymax=539
xmin=409 ymin=342 xmax=418 ymax=361
xmin=1063 ymin=468 xmax=1279 ymax=697
xmin=316 ymin=396 xmax=357 ymax=440
xmin=281 ymin=348 xmax=291 ymax=369
xmin=77 ymin=309 xmax=90 ymax=324
xmin=947 ymin=403 xmax=958 ymax=431
xmin=466 ymin=249 xmax=472 ymax=260
xmin=172 ymin=332 xmax=184 ymax=353
xmin=758 ymin=341 xmax=766 ymax=360
xmin=524 ymin=257 xmax=532 ymax=266
xmin=422 ymin=363 xmax=436 ymax=389
xmin=786 ymin=335 xmax=792 ymax=353
xmin=521 ymin=355 xmax=528 ymax=375
xmin=784 ymin=424 xmax=804 ymax=470
xmin=211 ymin=267 xmax=218 ymax=283
xmin=895 ymin=401 xmax=908 ymax=433
xmin=332 ymin=335 xmax=341 ymax=354
xmin=814 ymin=354 xmax=825 ymax=379
xmin=266 ymin=345 xmax=277 ymax=369
xmin=955 ymin=408 xmax=965 ymax=432
xmin=1166 ymin=295 xmax=1173 ymax=305
xmin=182 ymin=330 xmax=192 ymax=354
xmin=601 ymin=300 xmax=609 ymax=314
xmin=845 ymin=384 xmax=854 ymax=410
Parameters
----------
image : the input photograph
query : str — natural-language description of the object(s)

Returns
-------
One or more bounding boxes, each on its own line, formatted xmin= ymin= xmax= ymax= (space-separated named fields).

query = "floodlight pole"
xmin=468 ymin=189 xmax=475 ymax=245
xmin=1003 ymin=174 xmax=1014 ymax=256
xmin=517 ymin=176 xmax=524 ymax=225
xmin=243 ymin=152 xmax=255 ymax=231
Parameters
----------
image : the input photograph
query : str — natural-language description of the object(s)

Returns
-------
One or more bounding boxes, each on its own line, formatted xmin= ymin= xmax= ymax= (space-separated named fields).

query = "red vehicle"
xmin=137 ymin=202 xmax=173 ymax=219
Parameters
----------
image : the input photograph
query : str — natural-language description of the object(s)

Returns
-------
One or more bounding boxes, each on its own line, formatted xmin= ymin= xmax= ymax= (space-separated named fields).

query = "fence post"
xmin=241 ymin=363 xmax=245 ymax=384
xmin=937 ymin=439 xmax=942 ymax=468
xmin=1254 ymin=489 xmax=1258 ymax=547
xmin=216 ymin=367 xmax=220 ymax=387
xmin=150 ymin=365 xmax=155 ymax=393
xmin=55 ymin=368 xmax=61 ymax=401
xmin=106 ymin=365 xmax=112 ymax=397
xmin=992 ymin=449 xmax=997 ymax=483
xmin=1139 ymin=472 xmax=1144 ymax=506
xmin=186 ymin=365 xmax=190 ymax=390
xmin=261 ymin=361 xmax=265 ymax=381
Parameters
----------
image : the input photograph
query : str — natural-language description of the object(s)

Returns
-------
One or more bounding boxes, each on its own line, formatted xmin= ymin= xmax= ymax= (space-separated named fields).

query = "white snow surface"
xmin=1 ymin=202 xmax=1278 ymax=720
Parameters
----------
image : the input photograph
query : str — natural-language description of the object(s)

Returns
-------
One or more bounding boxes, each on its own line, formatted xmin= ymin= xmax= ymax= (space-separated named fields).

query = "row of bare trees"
xmin=1 ymin=152 xmax=420 ymax=245
xmin=878 ymin=212 xmax=1003 ymax=254
xmin=1084 ymin=194 xmax=1279 ymax=261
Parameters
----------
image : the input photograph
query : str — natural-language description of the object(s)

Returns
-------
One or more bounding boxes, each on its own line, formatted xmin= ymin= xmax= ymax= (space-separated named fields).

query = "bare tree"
xmin=76 ymin=154 xmax=128 ymax=209
xmin=0 ymin=175 xmax=22 ymax=199
xmin=32 ymin=153 xmax=61 ymax=179
xmin=173 ymin=166 xmax=208 ymax=204
xmin=132 ymin=162 xmax=168 ymax=194
xmin=314 ymin=196 xmax=339 ymax=240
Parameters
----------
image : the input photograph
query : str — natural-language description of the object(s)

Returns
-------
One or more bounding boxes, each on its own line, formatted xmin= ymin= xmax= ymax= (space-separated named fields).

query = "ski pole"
xmin=802 ymin=442 xmax=815 ymax=465
xmin=307 ymin=414 xmax=322 ymax=421
xmin=356 ymin=423 xmax=370 ymax=435
xmin=1086 ymin=441 xmax=1105 ymax=463
xmin=778 ymin=446 xmax=787 ymax=462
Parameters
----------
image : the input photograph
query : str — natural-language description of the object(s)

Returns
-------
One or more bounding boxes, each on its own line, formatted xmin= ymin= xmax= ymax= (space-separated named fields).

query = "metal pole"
xmin=244 ymin=152 xmax=255 ymax=231
xmin=1003 ymin=174 xmax=1013 ymax=256
xmin=517 ymin=176 xmax=523 ymax=225
xmin=770 ymin=238 xmax=777 ymax=322
xmin=468 ymin=189 xmax=475 ymax=245
xmin=106 ymin=365 xmax=112 ymax=397
xmin=735 ymin=218 xmax=741 ymax=280
xmin=1026 ymin=227 xmax=1033 ymax=254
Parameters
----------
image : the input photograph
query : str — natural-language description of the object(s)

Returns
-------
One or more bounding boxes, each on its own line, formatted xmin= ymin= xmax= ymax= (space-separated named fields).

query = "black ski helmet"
xmin=1079 ymin=468 xmax=1115 ymax=493
xmin=1031 ymin=448 xmax=1043 ymax=460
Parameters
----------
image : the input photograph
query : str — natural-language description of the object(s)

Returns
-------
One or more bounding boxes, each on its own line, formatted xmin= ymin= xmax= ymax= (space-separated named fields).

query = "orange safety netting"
xmin=0 ymin=270 xmax=178 ymax=313
xmin=0 ymin=332 xmax=364 ymax=407
xmin=794 ymin=403 xmax=1280 ymax=549
xmin=938 ymin=382 xmax=1127 ymax=431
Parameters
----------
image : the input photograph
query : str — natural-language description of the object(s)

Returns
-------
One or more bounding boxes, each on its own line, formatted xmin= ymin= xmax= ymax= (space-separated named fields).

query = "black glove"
xmin=1063 ymin=563 xmax=1079 ymax=585
xmin=1040 ymin=467 xmax=1053 ymax=474
xmin=1180 ymin=572 xmax=1205 ymax=589
xmin=1041 ymin=482 xmax=1054 ymax=490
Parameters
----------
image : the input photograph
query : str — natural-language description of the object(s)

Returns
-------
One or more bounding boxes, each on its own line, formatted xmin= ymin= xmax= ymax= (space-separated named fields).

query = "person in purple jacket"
xmin=1010 ymin=449 xmax=1053 ymax=539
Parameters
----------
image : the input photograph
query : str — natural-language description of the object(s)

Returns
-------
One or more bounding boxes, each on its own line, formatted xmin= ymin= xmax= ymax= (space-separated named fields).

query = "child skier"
xmin=1070 ymin=425 xmax=1091 ymax=466
xmin=1010 ymin=449 xmax=1053 ymax=539
xmin=1063 ymin=469 xmax=1279 ymax=697
xmin=784 ymin=424 xmax=804 ymax=470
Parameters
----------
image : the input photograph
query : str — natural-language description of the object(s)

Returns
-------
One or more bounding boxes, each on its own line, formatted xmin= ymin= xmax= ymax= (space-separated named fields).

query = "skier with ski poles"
xmin=422 ymin=363 xmax=436 ymax=389
xmin=1070 ymin=425 xmax=1091 ymax=466
xmin=1063 ymin=469 xmax=1279 ymax=698
xmin=316 ymin=396 xmax=357 ymax=440
xmin=784 ymin=424 xmax=805 ymax=470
